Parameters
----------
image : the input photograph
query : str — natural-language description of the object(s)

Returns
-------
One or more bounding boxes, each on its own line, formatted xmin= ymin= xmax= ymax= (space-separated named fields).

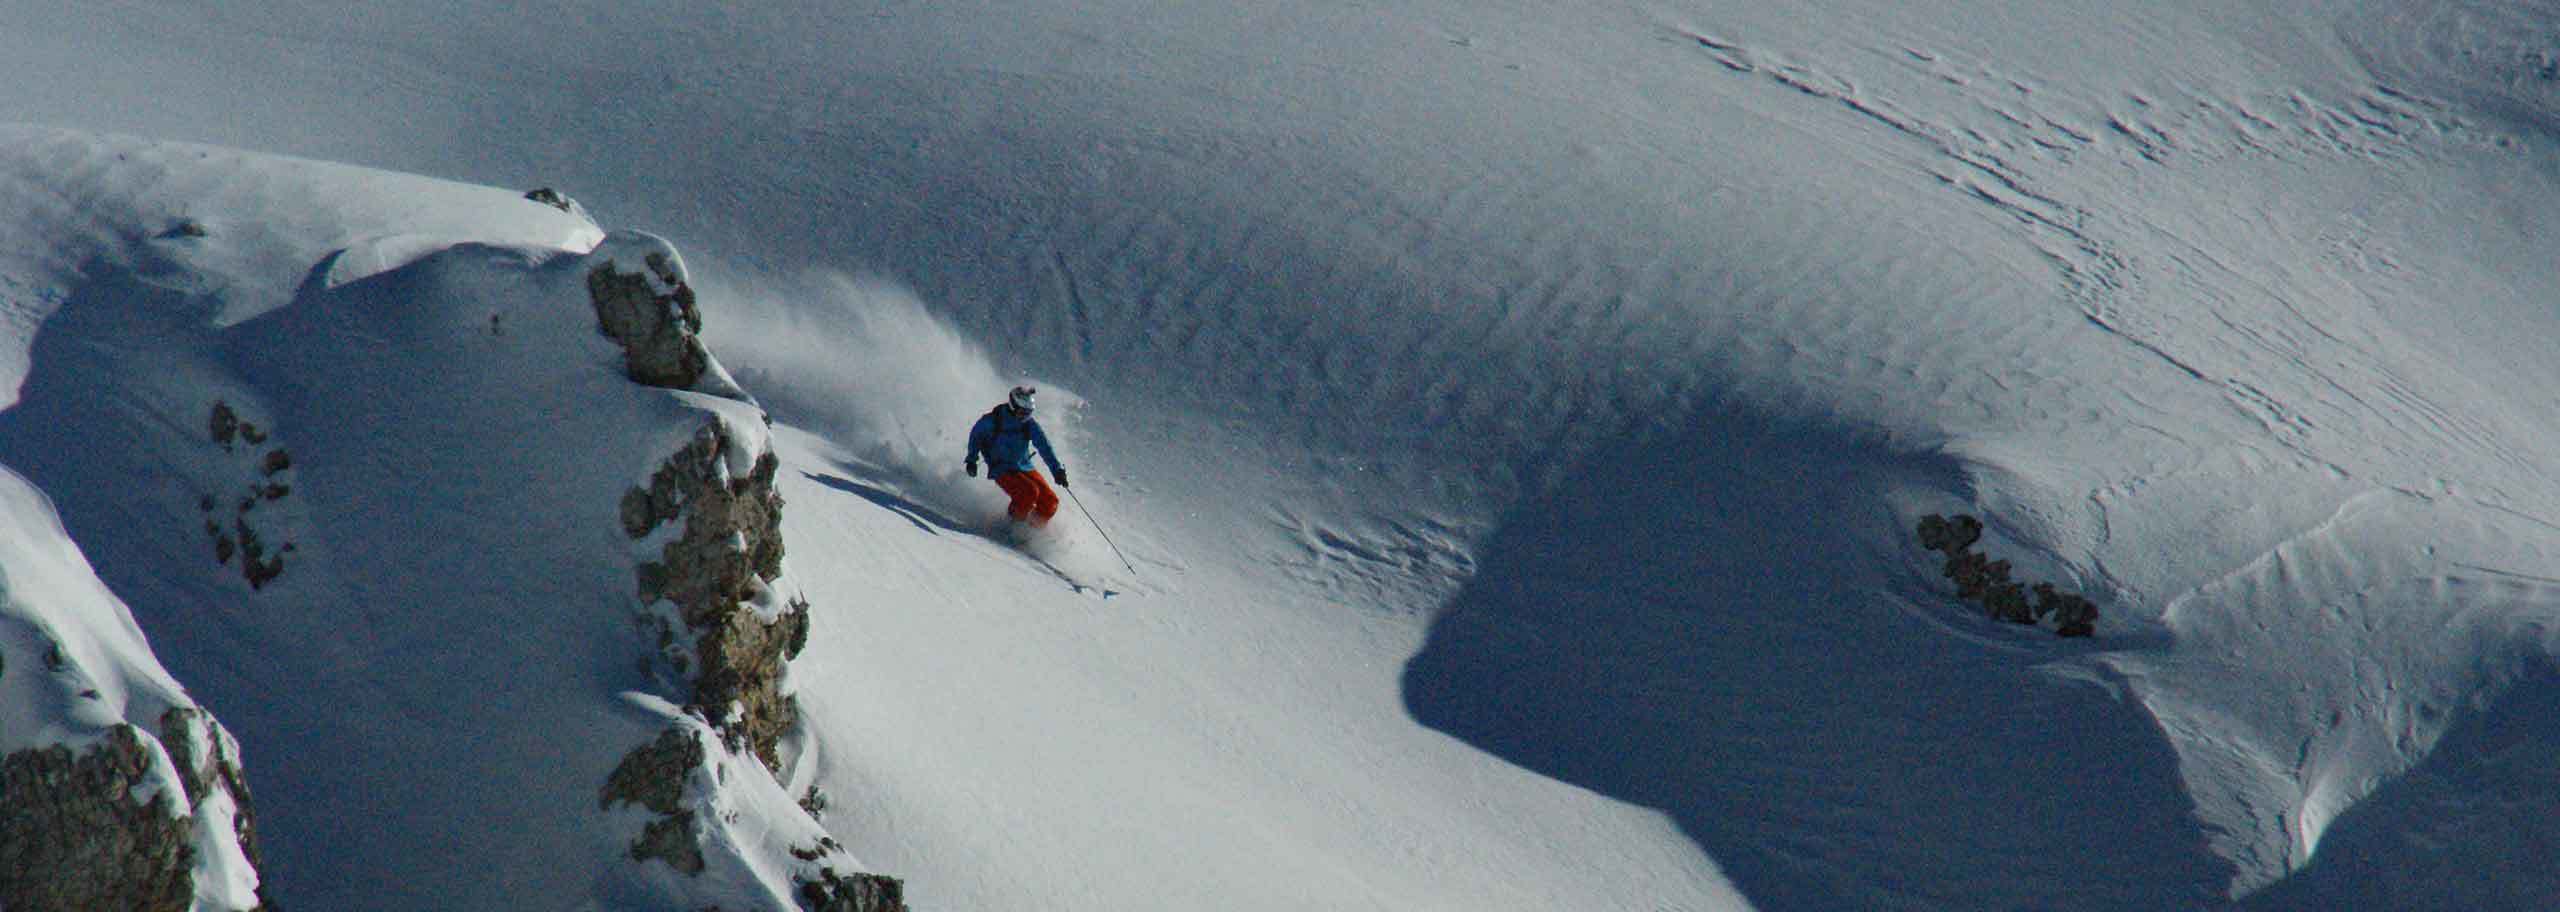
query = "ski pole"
xmin=1064 ymin=484 xmax=1138 ymax=577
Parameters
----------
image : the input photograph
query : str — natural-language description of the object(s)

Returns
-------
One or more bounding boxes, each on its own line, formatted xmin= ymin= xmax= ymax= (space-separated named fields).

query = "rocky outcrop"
xmin=1917 ymin=513 xmax=2099 ymax=637
xmin=200 ymin=400 xmax=296 ymax=590
xmin=592 ymin=234 xmax=903 ymax=910
xmin=599 ymin=727 xmax=707 ymax=875
xmin=0 ymin=712 xmax=266 ymax=912
xmin=624 ymin=422 xmax=804 ymax=771
xmin=608 ymin=420 xmax=908 ymax=909
xmin=0 ymin=726 xmax=195 ymax=911
xmin=587 ymin=250 xmax=708 ymax=389
xmin=800 ymin=867 xmax=908 ymax=912
xmin=158 ymin=706 xmax=263 ymax=875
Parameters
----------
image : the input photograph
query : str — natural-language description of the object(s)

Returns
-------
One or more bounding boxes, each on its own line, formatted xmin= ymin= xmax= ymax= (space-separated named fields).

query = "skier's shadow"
xmin=799 ymin=471 xmax=973 ymax=537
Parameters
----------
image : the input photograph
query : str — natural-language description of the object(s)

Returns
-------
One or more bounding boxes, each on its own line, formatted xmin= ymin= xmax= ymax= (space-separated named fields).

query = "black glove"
xmin=1053 ymin=468 xmax=1068 ymax=488
xmin=964 ymin=460 xmax=978 ymax=478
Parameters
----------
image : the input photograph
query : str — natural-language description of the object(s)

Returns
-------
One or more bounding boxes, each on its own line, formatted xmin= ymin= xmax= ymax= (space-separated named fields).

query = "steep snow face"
xmin=0 ymin=130 xmax=888 ymax=909
xmin=2 ymin=1 xmax=2560 ymax=910
xmin=0 ymin=464 xmax=264 ymax=909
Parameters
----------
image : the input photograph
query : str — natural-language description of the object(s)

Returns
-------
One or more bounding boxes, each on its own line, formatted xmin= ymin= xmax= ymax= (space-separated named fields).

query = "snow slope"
xmin=2 ymin=0 xmax=2559 ymax=909
xmin=0 ymin=129 xmax=882 ymax=908
xmin=0 ymin=463 xmax=263 ymax=909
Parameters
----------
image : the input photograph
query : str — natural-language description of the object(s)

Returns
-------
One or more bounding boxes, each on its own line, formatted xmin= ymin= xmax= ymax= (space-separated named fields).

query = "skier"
xmin=965 ymin=386 xmax=1068 ymax=533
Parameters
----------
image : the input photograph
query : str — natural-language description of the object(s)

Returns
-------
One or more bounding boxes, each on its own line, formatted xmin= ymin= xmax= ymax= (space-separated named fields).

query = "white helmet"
xmin=1008 ymin=386 xmax=1037 ymax=412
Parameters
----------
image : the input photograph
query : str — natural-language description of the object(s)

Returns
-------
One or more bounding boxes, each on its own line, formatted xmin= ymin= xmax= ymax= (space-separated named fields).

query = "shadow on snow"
xmin=1400 ymin=406 xmax=2235 ymax=910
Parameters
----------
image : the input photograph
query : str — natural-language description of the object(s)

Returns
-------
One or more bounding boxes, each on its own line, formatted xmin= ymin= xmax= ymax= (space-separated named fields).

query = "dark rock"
xmin=239 ymin=423 xmax=266 ymax=446
xmin=799 ymin=868 xmax=908 ymax=912
xmin=627 ymin=424 xmax=797 ymax=770
xmin=1983 ymin=583 xmax=2033 ymax=624
xmin=261 ymin=450 xmax=291 ymax=476
xmin=631 ymin=811 xmax=705 ymax=875
xmin=159 ymin=708 xmax=263 ymax=872
xmin=602 ymin=728 xmax=710 ymax=876
xmin=1943 ymin=551 xmax=2010 ymax=599
xmin=2050 ymin=592 xmax=2100 ymax=637
xmin=243 ymin=556 xmax=283 ymax=590
xmin=208 ymin=402 xmax=238 ymax=447
xmin=0 ymin=726 xmax=195 ymax=912
xmin=1918 ymin=512 xmax=2099 ymax=638
xmin=588 ymin=259 xmax=710 ymax=389
xmin=600 ymin=728 xmax=701 ymax=816
xmin=620 ymin=487 xmax=657 ymax=540
xmin=525 ymin=187 xmax=575 ymax=212
xmin=1941 ymin=514 xmax=1982 ymax=552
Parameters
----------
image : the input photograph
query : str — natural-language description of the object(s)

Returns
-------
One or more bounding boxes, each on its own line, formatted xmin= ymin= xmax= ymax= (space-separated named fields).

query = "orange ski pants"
xmin=993 ymin=470 xmax=1062 ymax=526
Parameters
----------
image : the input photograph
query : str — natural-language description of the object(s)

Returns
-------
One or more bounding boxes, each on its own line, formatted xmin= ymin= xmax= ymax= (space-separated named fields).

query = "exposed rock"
xmin=588 ymin=254 xmax=708 ymax=389
xmin=1942 ymin=550 xmax=2010 ymax=600
xmin=159 ymin=708 xmax=264 ymax=873
xmin=1915 ymin=513 xmax=1981 ymax=554
xmin=799 ymin=868 xmax=909 ymax=912
xmin=1983 ymin=582 xmax=2033 ymax=624
xmin=200 ymin=400 xmax=295 ymax=591
xmin=625 ymin=423 xmax=796 ymax=770
xmin=632 ymin=811 xmax=705 ymax=875
xmin=799 ymin=784 xmax=830 ymax=821
xmin=524 ymin=187 xmax=576 ymax=212
xmin=1916 ymin=513 xmax=2099 ymax=638
xmin=594 ymin=235 xmax=899 ymax=901
xmin=0 ymin=726 xmax=195 ymax=912
xmin=208 ymin=401 xmax=239 ymax=448
xmin=601 ymin=727 xmax=709 ymax=876
xmin=601 ymin=727 xmax=702 ymax=817
xmin=236 ymin=518 xmax=284 ymax=590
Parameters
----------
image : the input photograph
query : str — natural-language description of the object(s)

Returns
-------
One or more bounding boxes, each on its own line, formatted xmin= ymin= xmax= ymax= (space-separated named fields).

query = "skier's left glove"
xmin=964 ymin=459 xmax=978 ymax=478
xmin=1053 ymin=468 xmax=1068 ymax=488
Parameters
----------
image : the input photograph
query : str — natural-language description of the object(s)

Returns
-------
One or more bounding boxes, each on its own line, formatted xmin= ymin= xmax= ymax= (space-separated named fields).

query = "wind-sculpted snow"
xmin=0 ymin=1 xmax=2558 ymax=909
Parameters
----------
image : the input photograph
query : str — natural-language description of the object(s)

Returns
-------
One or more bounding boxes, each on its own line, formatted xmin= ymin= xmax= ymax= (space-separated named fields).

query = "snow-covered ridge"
xmin=0 ymin=465 xmax=264 ymax=910
xmin=0 ymin=127 xmax=896 ymax=909
xmin=2 ymin=0 xmax=2560 ymax=907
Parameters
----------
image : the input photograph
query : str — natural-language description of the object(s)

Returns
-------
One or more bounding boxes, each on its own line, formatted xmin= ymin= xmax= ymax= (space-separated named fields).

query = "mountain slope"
xmin=0 ymin=1 xmax=2558 ymax=909
xmin=0 ymin=128 xmax=895 ymax=909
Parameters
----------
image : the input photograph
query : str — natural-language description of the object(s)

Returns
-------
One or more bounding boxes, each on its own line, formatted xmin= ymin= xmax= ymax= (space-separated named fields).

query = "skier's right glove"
xmin=964 ymin=459 xmax=978 ymax=478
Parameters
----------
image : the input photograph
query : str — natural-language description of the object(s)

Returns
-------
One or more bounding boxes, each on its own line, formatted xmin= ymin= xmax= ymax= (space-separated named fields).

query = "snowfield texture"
xmin=0 ymin=0 xmax=2557 ymax=909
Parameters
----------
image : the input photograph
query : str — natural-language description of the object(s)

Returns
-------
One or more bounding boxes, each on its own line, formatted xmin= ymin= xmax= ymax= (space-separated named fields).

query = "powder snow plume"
xmin=702 ymin=268 xmax=1072 ymax=518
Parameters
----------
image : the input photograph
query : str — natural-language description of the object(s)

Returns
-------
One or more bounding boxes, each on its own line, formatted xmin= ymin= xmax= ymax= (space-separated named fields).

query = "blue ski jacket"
xmin=967 ymin=406 xmax=1064 ymax=477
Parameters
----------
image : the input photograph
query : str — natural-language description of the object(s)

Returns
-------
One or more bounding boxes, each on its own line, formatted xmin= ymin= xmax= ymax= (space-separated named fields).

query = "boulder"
xmin=587 ymin=253 xmax=708 ymax=389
